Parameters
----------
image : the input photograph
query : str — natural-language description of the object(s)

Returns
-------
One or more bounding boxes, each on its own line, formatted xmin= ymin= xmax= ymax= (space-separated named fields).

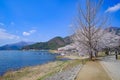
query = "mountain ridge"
xmin=22 ymin=36 xmax=72 ymax=50
xmin=0 ymin=41 xmax=35 ymax=50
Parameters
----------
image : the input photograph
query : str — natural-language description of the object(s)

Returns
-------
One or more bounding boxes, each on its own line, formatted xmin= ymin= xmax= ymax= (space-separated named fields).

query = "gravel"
xmin=45 ymin=64 xmax=82 ymax=80
xmin=100 ymin=55 xmax=120 ymax=80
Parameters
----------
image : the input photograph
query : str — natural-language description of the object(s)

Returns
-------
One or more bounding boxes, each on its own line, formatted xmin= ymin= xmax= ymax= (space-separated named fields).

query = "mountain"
xmin=0 ymin=41 xmax=34 ymax=50
xmin=105 ymin=27 xmax=120 ymax=36
xmin=22 ymin=36 xmax=72 ymax=50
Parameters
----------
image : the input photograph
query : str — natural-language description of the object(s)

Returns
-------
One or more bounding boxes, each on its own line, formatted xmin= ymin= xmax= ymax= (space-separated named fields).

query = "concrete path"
xmin=100 ymin=55 xmax=120 ymax=80
xmin=75 ymin=61 xmax=111 ymax=80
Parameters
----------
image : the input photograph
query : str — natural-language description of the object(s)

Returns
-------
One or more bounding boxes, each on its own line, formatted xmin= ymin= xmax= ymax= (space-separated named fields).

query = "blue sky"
xmin=0 ymin=0 xmax=120 ymax=45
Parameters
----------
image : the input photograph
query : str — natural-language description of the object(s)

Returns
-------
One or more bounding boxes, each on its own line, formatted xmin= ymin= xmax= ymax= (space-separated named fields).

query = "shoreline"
xmin=0 ymin=50 xmax=87 ymax=77
xmin=0 ymin=55 xmax=70 ymax=76
xmin=1 ymin=59 xmax=83 ymax=80
xmin=0 ymin=61 xmax=53 ymax=76
xmin=0 ymin=50 xmax=59 ymax=77
xmin=0 ymin=61 xmax=63 ymax=80
xmin=0 ymin=50 xmax=87 ymax=80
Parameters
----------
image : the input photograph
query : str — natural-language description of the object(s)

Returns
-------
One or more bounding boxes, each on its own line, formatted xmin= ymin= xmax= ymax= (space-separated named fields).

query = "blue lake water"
xmin=0 ymin=50 xmax=58 ymax=76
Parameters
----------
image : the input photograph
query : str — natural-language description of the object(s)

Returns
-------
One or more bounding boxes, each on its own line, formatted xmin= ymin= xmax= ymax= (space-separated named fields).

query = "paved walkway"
xmin=100 ymin=55 xmax=120 ymax=80
xmin=75 ymin=61 xmax=111 ymax=80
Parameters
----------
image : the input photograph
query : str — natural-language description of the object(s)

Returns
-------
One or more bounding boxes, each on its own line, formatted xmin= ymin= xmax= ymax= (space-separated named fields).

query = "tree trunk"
xmin=94 ymin=50 xmax=98 ymax=57
xmin=105 ymin=49 xmax=109 ymax=55
xmin=115 ymin=51 xmax=118 ymax=60
xmin=89 ymin=51 xmax=93 ymax=60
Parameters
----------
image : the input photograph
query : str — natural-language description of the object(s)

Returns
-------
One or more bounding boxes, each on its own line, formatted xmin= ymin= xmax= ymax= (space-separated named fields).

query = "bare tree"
xmin=71 ymin=0 xmax=108 ymax=60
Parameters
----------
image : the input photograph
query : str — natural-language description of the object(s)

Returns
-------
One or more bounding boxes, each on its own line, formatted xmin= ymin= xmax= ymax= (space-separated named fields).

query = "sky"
xmin=0 ymin=0 xmax=120 ymax=45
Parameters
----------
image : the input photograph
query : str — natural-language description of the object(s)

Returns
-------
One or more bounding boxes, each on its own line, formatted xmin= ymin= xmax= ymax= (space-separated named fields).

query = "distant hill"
xmin=0 ymin=41 xmax=34 ymax=50
xmin=22 ymin=36 xmax=72 ymax=50
xmin=105 ymin=27 xmax=120 ymax=36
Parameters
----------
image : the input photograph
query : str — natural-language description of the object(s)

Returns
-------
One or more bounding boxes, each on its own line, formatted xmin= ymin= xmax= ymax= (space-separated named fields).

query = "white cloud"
xmin=30 ymin=30 xmax=36 ymax=33
xmin=105 ymin=3 xmax=120 ymax=13
xmin=0 ymin=28 xmax=20 ymax=40
xmin=23 ymin=32 xmax=30 ymax=36
xmin=23 ymin=29 xmax=36 ymax=36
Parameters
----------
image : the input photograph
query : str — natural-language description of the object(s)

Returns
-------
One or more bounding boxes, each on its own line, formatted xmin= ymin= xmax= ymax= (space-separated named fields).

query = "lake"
xmin=0 ymin=50 xmax=58 ymax=76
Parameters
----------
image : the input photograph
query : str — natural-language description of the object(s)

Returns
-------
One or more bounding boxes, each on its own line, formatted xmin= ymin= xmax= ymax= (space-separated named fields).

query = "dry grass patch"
xmin=1 ymin=61 xmax=63 ymax=80
xmin=38 ymin=59 xmax=83 ymax=80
